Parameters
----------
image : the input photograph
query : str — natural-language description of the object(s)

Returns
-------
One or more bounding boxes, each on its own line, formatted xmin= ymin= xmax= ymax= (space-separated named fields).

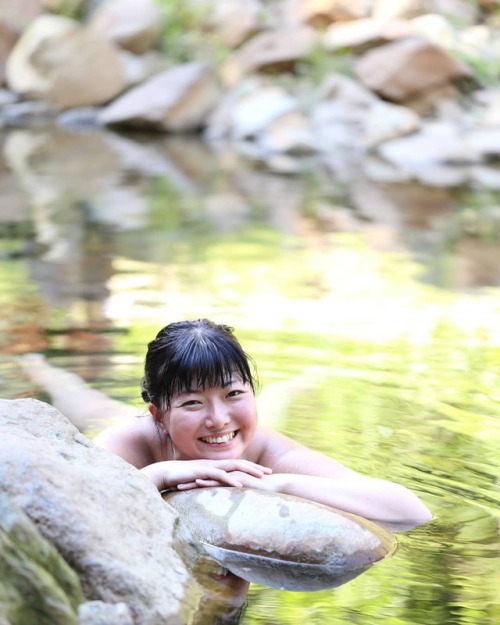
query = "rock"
xmin=0 ymin=398 xmax=196 ymax=625
xmin=222 ymin=25 xmax=317 ymax=85
xmin=0 ymin=21 xmax=18 ymax=85
xmin=256 ymin=111 xmax=316 ymax=154
xmin=376 ymin=121 xmax=481 ymax=167
xmin=188 ymin=0 xmax=263 ymax=48
xmin=363 ymin=100 xmax=421 ymax=148
xmin=355 ymin=37 xmax=473 ymax=102
xmin=5 ymin=15 xmax=126 ymax=110
xmin=280 ymin=0 xmax=372 ymax=27
xmin=77 ymin=600 xmax=134 ymax=625
xmin=0 ymin=0 xmax=42 ymax=35
xmin=0 ymin=492 xmax=82 ymax=625
xmin=372 ymin=0 xmax=479 ymax=23
xmin=323 ymin=18 xmax=413 ymax=53
xmin=99 ymin=61 xmax=221 ymax=132
xmin=165 ymin=487 xmax=396 ymax=591
xmin=88 ymin=0 xmax=164 ymax=54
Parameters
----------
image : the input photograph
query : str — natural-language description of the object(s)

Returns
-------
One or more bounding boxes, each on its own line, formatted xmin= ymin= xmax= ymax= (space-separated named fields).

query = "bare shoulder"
xmin=249 ymin=426 xmax=356 ymax=478
xmin=93 ymin=416 xmax=166 ymax=468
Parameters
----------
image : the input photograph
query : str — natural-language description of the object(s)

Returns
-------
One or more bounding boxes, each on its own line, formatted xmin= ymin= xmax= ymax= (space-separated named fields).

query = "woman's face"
xmin=161 ymin=377 xmax=258 ymax=460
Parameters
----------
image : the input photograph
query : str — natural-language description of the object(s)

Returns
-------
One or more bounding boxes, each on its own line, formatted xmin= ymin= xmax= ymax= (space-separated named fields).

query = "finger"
xmin=176 ymin=482 xmax=198 ymax=490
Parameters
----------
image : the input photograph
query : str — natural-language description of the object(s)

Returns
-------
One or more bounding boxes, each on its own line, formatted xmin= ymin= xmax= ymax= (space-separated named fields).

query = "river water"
xmin=0 ymin=124 xmax=499 ymax=624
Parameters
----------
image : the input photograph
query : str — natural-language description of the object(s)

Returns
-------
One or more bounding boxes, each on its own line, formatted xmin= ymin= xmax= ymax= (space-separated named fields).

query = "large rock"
xmin=88 ymin=0 xmax=164 ymax=54
xmin=165 ymin=487 xmax=396 ymax=591
xmin=0 ymin=492 xmax=82 ymax=625
xmin=99 ymin=62 xmax=221 ymax=131
xmin=355 ymin=37 xmax=472 ymax=102
xmin=222 ymin=25 xmax=317 ymax=85
xmin=0 ymin=398 xmax=196 ymax=625
xmin=280 ymin=0 xmax=371 ymax=26
xmin=5 ymin=14 xmax=125 ymax=109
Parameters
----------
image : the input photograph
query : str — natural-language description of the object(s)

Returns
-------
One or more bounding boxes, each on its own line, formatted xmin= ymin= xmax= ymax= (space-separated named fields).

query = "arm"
xmin=241 ymin=430 xmax=432 ymax=524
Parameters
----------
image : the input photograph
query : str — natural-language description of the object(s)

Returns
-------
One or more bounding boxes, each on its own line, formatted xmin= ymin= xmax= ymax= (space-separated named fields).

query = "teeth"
xmin=201 ymin=431 xmax=236 ymax=444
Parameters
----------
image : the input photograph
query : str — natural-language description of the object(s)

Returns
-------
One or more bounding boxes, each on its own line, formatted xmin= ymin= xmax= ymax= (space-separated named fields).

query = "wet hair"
xmin=141 ymin=319 xmax=257 ymax=413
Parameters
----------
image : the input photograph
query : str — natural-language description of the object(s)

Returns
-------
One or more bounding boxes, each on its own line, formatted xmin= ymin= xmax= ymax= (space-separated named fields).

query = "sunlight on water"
xmin=0 ymin=131 xmax=499 ymax=625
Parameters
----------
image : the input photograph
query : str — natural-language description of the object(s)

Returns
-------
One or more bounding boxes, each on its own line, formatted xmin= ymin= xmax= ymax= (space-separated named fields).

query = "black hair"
xmin=141 ymin=319 xmax=257 ymax=413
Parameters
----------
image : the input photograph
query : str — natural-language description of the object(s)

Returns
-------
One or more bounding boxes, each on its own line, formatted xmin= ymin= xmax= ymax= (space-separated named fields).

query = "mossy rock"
xmin=0 ymin=492 xmax=82 ymax=625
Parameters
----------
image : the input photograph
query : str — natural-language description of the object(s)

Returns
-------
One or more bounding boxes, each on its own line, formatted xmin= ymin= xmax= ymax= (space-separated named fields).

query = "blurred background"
xmin=0 ymin=1 xmax=499 ymax=624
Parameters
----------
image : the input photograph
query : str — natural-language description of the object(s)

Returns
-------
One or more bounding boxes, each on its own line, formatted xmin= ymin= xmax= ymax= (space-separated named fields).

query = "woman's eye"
xmin=181 ymin=400 xmax=199 ymax=407
xmin=227 ymin=390 xmax=243 ymax=398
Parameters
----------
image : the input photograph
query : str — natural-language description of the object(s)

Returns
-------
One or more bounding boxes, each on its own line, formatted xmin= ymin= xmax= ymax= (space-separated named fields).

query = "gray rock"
xmin=99 ymin=62 xmax=221 ymax=132
xmin=0 ymin=398 xmax=195 ymax=625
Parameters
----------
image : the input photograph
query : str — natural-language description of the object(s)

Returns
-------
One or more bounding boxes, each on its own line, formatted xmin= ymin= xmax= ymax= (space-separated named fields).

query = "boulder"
xmin=165 ymin=487 xmax=396 ymax=591
xmin=99 ymin=62 xmax=221 ymax=131
xmin=0 ymin=398 xmax=196 ymax=625
xmin=88 ymin=0 xmax=164 ymax=54
xmin=355 ymin=37 xmax=473 ymax=102
xmin=323 ymin=18 xmax=413 ymax=53
xmin=222 ymin=25 xmax=317 ymax=85
xmin=0 ymin=492 xmax=82 ymax=625
xmin=5 ymin=15 xmax=125 ymax=110
xmin=280 ymin=0 xmax=372 ymax=27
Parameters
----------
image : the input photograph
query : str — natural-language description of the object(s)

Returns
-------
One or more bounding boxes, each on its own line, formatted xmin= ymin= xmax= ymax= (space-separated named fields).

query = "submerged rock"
xmin=165 ymin=487 xmax=396 ymax=591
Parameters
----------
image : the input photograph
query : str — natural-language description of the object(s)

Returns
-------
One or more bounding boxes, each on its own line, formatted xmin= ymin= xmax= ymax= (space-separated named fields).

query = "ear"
xmin=148 ymin=403 xmax=168 ymax=433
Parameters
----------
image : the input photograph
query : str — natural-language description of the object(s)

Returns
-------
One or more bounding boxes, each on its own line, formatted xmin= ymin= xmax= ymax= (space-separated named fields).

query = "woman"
xmin=93 ymin=319 xmax=432 ymax=524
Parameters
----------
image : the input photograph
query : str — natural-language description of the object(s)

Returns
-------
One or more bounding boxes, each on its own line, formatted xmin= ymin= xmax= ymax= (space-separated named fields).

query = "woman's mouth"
xmin=199 ymin=431 xmax=237 ymax=444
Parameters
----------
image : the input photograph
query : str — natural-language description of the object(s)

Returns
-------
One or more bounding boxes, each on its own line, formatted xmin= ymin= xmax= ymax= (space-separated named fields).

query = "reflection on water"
xmin=0 ymin=125 xmax=499 ymax=625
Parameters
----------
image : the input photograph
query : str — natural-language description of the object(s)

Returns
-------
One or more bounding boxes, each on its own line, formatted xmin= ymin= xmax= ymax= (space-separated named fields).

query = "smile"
xmin=200 ymin=431 xmax=237 ymax=444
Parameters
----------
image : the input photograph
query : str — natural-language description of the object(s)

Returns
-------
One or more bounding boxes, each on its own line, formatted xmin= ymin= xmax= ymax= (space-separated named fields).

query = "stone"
xmin=165 ymin=487 xmax=396 ymax=591
xmin=188 ymin=0 xmax=263 ymax=48
xmin=5 ymin=15 xmax=125 ymax=110
xmin=280 ymin=0 xmax=371 ymax=27
xmin=0 ymin=492 xmax=82 ymax=625
xmin=222 ymin=25 xmax=317 ymax=85
xmin=99 ymin=62 xmax=221 ymax=132
xmin=323 ymin=18 xmax=413 ymax=53
xmin=88 ymin=0 xmax=164 ymax=54
xmin=0 ymin=398 xmax=196 ymax=625
xmin=355 ymin=37 xmax=473 ymax=102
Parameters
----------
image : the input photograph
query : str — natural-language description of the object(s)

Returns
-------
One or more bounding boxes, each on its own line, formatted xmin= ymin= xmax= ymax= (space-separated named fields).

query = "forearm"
xmin=268 ymin=473 xmax=432 ymax=524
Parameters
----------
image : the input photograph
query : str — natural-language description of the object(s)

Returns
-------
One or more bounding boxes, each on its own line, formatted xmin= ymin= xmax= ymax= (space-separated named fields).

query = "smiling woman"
xmin=93 ymin=319 xmax=432 ymax=525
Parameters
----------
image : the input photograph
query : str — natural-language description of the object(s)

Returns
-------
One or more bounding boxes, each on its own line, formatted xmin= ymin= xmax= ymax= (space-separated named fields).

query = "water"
xmin=0 ymin=125 xmax=499 ymax=625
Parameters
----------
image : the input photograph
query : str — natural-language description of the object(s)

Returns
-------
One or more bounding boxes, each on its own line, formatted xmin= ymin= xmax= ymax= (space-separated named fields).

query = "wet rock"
xmin=0 ymin=398 xmax=195 ymax=625
xmin=99 ymin=61 xmax=221 ymax=132
xmin=88 ymin=0 xmax=164 ymax=54
xmin=355 ymin=37 xmax=473 ymax=102
xmin=165 ymin=487 xmax=396 ymax=591
xmin=5 ymin=15 xmax=126 ymax=110
xmin=0 ymin=492 xmax=82 ymax=625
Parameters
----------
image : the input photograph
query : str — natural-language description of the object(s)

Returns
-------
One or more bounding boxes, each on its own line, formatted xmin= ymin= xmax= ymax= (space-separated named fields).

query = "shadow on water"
xmin=0 ymin=124 xmax=499 ymax=624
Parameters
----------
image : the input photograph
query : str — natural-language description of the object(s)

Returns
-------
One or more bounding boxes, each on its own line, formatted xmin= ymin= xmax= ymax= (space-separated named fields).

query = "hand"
xmin=140 ymin=459 xmax=272 ymax=492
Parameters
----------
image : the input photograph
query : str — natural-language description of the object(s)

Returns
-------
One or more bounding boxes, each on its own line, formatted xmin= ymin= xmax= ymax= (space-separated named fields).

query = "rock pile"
xmin=0 ymin=0 xmax=500 ymax=182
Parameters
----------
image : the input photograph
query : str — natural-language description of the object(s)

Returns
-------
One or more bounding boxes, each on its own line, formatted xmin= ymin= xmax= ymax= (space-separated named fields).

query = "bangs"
xmin=157 ymin=336 xmax=253 ymax=408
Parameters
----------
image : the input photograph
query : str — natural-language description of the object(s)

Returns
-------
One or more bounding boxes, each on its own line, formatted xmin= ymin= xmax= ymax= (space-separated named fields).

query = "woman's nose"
xmin=205 ymin=403 xmax=230 ymax=429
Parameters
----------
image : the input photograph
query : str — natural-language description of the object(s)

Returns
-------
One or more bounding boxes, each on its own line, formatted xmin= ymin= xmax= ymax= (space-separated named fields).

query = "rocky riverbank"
xmin=1 ymin=0 xmax=500 ymax=187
